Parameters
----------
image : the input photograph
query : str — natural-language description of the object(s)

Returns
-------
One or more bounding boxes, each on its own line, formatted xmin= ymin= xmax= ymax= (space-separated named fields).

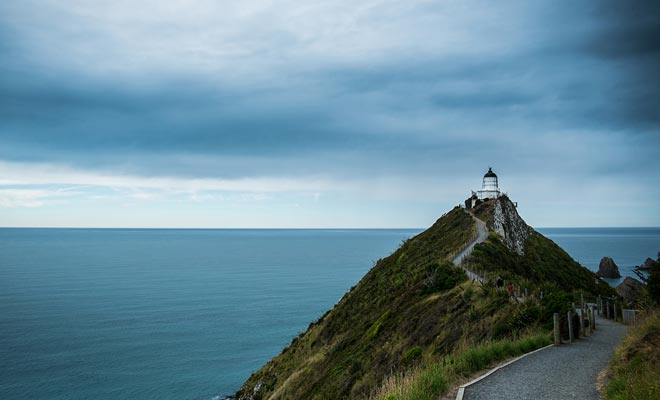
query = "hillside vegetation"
xmin=605 ymin=253 xmax=660 ymax=400
xmin=606 ymin=310 xmax=660 ymax=400
xmin=236 ymin=197 xmax=614 ymax=400
xmin=468 ymin=230 xmax=610 ymax=294
xmin=371 ymin=331 xmax=552 ymax=400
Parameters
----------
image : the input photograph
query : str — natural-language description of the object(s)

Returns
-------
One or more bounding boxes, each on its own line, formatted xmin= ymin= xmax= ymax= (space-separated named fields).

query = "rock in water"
xmin=597 ymin=256 xmax=622 ymax=278
xmin=616 ymin=277 xmax=646 ymax=306
xmin=638 ymin=257 xmax=655 ymax=271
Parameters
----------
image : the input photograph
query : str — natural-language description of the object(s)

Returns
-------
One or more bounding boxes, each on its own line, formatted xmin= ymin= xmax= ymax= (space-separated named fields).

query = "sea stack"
xmin=597 ymin=256 xmax=622 ymax=278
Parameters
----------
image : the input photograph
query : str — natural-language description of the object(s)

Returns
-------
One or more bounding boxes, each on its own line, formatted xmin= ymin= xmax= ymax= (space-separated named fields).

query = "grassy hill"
xmin=235 ymin=197 xmax=614 ymax=400
xmin=605 ymin=310 xmax=660 ymax=400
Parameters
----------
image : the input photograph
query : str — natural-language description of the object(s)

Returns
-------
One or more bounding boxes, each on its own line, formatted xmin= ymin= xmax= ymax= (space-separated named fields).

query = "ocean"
xmin=1 ymin=227 xmax=658 ymax=399
xmin=537 ymin=228 xmax=660 ymax=286
xmin=0 ymin=228 xmax=416 ymax=400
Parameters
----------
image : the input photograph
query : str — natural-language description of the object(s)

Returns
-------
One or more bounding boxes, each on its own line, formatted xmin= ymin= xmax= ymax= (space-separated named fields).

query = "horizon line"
xmin=1 ymin=226 xmax=659 ymax=230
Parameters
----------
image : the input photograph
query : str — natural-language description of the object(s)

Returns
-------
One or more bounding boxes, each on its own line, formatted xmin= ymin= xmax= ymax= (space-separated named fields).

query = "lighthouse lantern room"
xmin=478 ymin=167 xmax=500 ymax=199
xmin=465 ymin=167 xmax=512 ymax=209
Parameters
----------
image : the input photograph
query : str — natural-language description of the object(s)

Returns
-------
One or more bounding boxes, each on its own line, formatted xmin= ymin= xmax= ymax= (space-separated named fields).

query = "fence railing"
xmin=552 ymin=294 xmax=633 ymax=345
xmin=552 ymin=304 xmax=597 ymax=345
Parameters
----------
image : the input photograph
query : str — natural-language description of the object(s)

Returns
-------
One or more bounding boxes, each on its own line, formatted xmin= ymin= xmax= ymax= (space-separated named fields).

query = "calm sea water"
xmin=1 ymin=227 xmax=658 ymax=400
xmin=0 ymin=229 xmax=416 ymax=400
xmin=538 ymin=228 xmax=660 ymax=286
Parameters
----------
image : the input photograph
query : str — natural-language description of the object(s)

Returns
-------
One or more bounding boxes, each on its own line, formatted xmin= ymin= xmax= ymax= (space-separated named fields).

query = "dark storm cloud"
xmin=583 ymin=0 xmax=660 ymax=127
xmin=0 ymin=70 xmax=355 ymax=156
xmin=588 ymin=1 xmax=660 ymax=59
xmin=0 ymin=0 xmax=658 ymax=184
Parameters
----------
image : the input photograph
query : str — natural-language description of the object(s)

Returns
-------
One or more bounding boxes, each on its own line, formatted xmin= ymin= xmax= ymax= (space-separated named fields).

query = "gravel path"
xmin=462 ymin=316 xmax=627 ymax=400
xmin=453 ymin=212 xmax=488 ymax=282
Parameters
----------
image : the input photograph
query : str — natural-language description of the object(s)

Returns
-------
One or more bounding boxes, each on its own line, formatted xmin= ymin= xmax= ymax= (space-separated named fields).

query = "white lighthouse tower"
xmin=478 ymin=167 xmax=501 ymax=199
xmin=466 ymin=167 xmax=510 ymax=209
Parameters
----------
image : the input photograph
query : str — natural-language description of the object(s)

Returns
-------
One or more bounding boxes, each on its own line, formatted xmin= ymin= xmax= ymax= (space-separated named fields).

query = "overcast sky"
xmin=1 ymin=0 xmax=658 ymax=228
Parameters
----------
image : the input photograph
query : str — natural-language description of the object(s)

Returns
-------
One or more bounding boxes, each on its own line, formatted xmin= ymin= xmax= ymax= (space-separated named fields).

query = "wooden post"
xmin=584 ymin=303 xmax=591 ymax=336
xmin=567 ymin=311 xmax=574 ymax=343
xmin=553 ymin=313 xmax=561 ymax=345
xmin=580 ymin=305 xmax=591 ymax=336
xmin=614 ymin=300 xmax=618 ymax=322
xmin=597 ymin=295 xmax=601 ymax=316
xmin=605 ymin=301 xmax=610 ymax=319
xmin=591 ymin=307 xmax=596 ymax=331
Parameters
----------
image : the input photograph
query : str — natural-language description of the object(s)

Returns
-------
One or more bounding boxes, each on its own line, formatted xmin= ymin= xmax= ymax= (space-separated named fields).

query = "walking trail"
xmin=462 ymin=315 xmax=627 ymax=400
xmin=452 ymin=211 xmax=488 ymax=282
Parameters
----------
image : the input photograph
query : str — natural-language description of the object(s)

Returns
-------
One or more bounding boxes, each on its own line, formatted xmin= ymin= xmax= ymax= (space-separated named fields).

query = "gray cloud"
xmin=582 ymin=0 xmax=660 ymax=127
xmin=0 ymin=0 xmax=658 ymax=185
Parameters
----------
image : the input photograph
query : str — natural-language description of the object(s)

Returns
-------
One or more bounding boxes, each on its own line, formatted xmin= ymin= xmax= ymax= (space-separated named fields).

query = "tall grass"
xmin=606 ymin=310 xmax=660 ymax=400
xmin=371 ymin=332 xmax=551 ymax=400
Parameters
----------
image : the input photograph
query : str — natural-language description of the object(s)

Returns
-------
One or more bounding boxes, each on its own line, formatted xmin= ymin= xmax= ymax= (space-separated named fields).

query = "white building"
xmin=468 ymin=168 xmax=501 ymax=207
xmin=477 ymin=167 xmax=501 ymax=199
xmin=465 ymin=167 xmax=515 ymax=209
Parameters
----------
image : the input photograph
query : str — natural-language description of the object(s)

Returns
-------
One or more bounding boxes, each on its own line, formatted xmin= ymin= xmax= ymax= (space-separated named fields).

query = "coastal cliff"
xmin=235 ymin=196 xmax=613 ymax=400
xmin=471 ymin=195 xmax=530 ymax=255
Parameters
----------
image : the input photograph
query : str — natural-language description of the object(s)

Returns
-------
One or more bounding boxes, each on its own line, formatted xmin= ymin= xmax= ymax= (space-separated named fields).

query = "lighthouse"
xmin=465 ymin=167 xmax=511 ymax=209
xmin=478 ymin=167 xmax=500 ymax=199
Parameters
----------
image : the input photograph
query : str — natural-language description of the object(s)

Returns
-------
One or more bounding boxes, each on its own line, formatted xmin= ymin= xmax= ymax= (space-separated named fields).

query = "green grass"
xmin=372 ymin=332 xmax=552 ymax=400
xmin=401 ymin=346 xmax=422 ymax=364
xmin=366 ymin=310 xmax=391 ymax=340
xmin=467 ymin=229 xmax=614 ymax=297
xmin=236 ymin=207 xmax=477 ymax=400
xmin=606 ymin=310 xmax=660 ymax=400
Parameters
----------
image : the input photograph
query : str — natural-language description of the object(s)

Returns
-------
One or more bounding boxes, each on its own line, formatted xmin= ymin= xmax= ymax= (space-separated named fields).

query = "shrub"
xmin=421 ymin=260 xmax=467 ymax=294
xmin=413 ymin=364 xmax=449 ymax=399
xmin=366 ymin=310 xmax=392 ymax=339
xmin=401 ymin=346 xmax=423 ymax=364
xmin=647 ymin=252 xmax=660 ymax=304
xmin=540 ymin=290 xmax=573 ymax=327
xmin=510 ymin=303 xmax=542 ymax=330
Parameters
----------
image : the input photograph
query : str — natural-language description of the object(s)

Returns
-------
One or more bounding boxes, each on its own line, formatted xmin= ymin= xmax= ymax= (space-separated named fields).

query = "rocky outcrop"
xmin=616 ymin=277 xmax=646 ymax=306
xmin=492 ymin=196 xmax=531 ymax=255
xmin=638 ymin=257 xmax=655 ymax=271
xmin=597 ymin=257 xmax=621 ymax=278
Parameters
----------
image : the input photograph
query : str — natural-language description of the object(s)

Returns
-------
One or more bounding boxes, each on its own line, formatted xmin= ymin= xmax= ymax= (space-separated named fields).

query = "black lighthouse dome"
xmin=484 ymin=167 xmax=497 ymax=178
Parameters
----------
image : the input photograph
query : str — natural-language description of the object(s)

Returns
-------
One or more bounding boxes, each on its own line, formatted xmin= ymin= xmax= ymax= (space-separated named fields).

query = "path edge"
xmin=454 ymin=343 xmax=554 ymax=400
